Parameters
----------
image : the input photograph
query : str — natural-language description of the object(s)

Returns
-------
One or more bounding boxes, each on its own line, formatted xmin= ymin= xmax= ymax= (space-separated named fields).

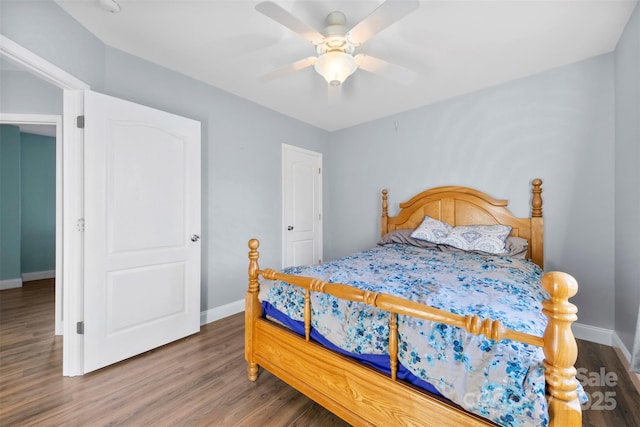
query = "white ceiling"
xmin=54 ymin=0 xmax=637 ymax=131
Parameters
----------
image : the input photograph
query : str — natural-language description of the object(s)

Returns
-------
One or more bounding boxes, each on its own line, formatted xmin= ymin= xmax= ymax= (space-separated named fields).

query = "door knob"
xmin=191 ymin=234 xmax=200 ymax=242
xmin=287 ymin=226 xmax=294 ymax=231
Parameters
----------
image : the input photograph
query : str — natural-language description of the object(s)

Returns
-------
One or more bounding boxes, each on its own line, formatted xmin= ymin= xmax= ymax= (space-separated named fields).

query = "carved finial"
xmin=249 ymin=238 xmax=259 ymax=251
xmin=532 ymin=179 xmax=543 ymax=218
xmin=382 ymin=189 xmax=389 ymax=216
xmin=541 ymin=271 xmax=581 ymax=422
xmin=381 ymin=189 xmax=389 ymax=237
xmin=542 ymin=271 xmax=578 ymax=303
xmin=246 ymin=239 xmax=262 ymax=381
xmin=248 ymin=239 xmax=260 ymax=293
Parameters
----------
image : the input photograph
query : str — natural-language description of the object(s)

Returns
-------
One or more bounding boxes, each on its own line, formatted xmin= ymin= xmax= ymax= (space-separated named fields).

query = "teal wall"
xmin=0 ymin=124 xmax=56 ymax=281
xmin=20 ymin=133 xmax=56 ymax=274
xmin=0 ymin=125 xmax=22 ymax=280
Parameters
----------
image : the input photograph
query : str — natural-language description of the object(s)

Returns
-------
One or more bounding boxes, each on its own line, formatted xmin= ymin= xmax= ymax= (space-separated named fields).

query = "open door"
xmin=83 ymin=90 xmax=201 ymax=373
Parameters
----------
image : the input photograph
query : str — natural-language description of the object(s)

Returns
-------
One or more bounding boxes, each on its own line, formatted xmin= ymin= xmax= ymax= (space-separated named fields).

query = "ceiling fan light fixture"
xmin=314 ymin=51 xmax=357 ymax=86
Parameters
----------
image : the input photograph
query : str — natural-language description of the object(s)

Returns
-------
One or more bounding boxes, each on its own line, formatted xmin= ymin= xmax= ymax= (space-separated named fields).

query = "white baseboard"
xmin=572 ymin=322 xmax=615 ymax=346
xmin=0 ymin=278 xmax=23 ymax=290
xmin=612 ymin=331 xmax=632 ymax=362
xmin=22 ymin=270 xmax=55 ymax=282
xmin=200 ymin=299 xmax=244 ymax=326
xmin=612 ymin=332 xmax=640 ymax=394
xmin=564 ymin=322 xmax=640 ymax=394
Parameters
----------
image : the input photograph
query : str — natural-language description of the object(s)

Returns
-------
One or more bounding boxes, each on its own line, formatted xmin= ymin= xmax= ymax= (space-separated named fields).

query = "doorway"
xmin=0 ymin=116 xmax=63 ymax=335
xmin=1 ymin=34 xmax=90 ymax=376
xmin=1 ymin=35 xmax=202 ymax=376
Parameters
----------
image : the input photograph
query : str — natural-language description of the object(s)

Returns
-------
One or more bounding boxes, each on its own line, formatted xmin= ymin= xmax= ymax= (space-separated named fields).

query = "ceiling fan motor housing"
xmin=316 ymin=11 xmax=355 ymax=55
xmin=325 ymin=11 xmax=347 ymax=35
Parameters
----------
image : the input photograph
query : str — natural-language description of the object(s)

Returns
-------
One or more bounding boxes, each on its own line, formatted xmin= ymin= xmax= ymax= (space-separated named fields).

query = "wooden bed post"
xmin=245 ymin=238 xmax=261 ymax=381
xmin=381 ymin=189 xmax=389 ymax=236
xmin=541 ymin=271 xmax=581 ymax=427
xmin=530 ymin=179 xmax=544 ymax=269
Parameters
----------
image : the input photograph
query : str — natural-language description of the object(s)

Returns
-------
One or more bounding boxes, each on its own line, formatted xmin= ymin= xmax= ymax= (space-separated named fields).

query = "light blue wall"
xmin=0 ymin=1 xmax=331 ymax=310
xmin=103 ymin=48 xmax=330 ymax=310
xmin=0 ymin=125 xmax=22 ymax=281
xmin=0 ymin=0 xmax=106 ymax=90
xmin=327 ymin=54 xmax=616 ymax=330
xmin=20 ymin=133 xmax=56 ymax=275
xmin=0 ymin=70 xmax=62 ymax=114
xmin=1 ymin=0 xmax=635 ymax=338
xmin=614 ymin=3 xmax=640 ymax=353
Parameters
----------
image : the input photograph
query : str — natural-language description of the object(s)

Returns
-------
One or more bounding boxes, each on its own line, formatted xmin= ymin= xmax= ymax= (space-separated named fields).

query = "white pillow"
xmin=410 ymin=216 xmax=452 ymax=242
xmin=436 ymin=224 xmax=512 ymax=254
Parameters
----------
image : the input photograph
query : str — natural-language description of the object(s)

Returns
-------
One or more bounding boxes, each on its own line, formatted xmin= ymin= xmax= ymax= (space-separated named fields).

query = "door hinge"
xmin=76 ymin=321 xmax=84 ymax=335
xmin=76 ymin=115 xmax=85 ymax=128
xmin=76 ymin=219 xmax=85 ymax=232
xmin=318 ymin=167 xmax=321 ymax=174
xmin=319 ymin=213 xmax=321 ymax=220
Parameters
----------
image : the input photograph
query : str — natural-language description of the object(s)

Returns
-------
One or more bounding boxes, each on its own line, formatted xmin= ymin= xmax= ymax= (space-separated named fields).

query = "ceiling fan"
xmin=255 ymin=0 xmax=420 ymax=98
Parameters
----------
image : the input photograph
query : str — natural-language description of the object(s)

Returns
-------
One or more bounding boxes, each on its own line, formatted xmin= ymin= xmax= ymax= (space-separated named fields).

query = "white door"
xmin=83 ymin=90 xmax=201 ymax=373
xmin=282 ymin=144 xmax=322 ymax=268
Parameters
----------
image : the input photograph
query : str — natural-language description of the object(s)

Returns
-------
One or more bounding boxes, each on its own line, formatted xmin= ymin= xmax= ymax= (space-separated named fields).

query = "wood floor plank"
xmin=1 ymin=280 xmax=638 ymax=426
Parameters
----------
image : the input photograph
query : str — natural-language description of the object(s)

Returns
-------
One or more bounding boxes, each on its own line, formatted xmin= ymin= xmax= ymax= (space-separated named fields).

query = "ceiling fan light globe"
xmin=314 ymin=52 xmax=357 ymax=85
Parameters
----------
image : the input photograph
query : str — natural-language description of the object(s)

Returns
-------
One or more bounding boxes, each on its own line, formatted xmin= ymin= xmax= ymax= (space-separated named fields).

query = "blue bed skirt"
xmin=262 ymin=301 xmax=443 ymax=397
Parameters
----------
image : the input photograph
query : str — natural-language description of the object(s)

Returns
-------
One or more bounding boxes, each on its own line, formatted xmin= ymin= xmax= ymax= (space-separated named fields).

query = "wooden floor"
xmin=1 ymin=280 xmax=639 ymax=426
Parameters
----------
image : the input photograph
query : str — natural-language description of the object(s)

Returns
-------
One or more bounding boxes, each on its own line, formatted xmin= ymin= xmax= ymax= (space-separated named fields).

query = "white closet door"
xmin=282 ymin=144 xmax=322 ymax=268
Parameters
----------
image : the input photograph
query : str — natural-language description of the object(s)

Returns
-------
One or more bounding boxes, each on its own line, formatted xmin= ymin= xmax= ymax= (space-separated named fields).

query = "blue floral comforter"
xmin=259 ymin=243 xmax=556 ymax=426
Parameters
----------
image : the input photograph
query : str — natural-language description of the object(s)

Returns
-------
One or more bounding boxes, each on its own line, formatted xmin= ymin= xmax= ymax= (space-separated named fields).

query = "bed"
xmin=245 ymin=179 xmax=582 ymax=426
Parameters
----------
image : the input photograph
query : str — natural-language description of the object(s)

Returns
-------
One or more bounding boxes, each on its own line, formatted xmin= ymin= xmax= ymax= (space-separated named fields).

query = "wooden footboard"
xmin=245 ymin=239 xmax=581 ymax=427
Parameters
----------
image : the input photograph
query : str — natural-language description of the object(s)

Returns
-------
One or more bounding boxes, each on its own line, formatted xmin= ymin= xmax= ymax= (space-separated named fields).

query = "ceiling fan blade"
xmin=260 ymin=56 xmax=317 ymax=82
xmin=347 ymin=0 xmax=419 ymax=46
xmin=355 ymin=54 xmax=417 ymax=85
xmin=255 ymin=1 xmax=325 ymax=45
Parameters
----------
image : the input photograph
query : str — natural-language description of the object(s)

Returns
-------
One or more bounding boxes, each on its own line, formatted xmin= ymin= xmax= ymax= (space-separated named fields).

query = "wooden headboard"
xmin=380 ymin=179 xmax=544 ymax=268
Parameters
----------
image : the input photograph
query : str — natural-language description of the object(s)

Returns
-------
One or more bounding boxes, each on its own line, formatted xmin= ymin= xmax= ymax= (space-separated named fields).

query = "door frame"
xmin=1 ymin=34 xmax=89 ymax=376
xmin=0 ymin=113 xmax=63 ymax=335
xmin=281 ymin=143 xmax=323 ymax=268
